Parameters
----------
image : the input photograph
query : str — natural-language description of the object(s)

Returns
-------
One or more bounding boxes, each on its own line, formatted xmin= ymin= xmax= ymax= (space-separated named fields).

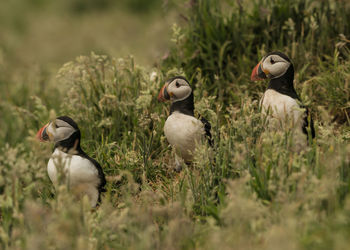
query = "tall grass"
xmin=0 ymin=0 xmax=349 ymax=249
xmin=165 ymin=0 xmax=350 ymax=111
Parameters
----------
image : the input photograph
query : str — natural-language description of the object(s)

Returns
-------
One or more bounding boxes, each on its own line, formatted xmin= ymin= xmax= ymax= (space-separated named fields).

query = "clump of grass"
xmin=305 ymin=47 xmax=350 ymax=125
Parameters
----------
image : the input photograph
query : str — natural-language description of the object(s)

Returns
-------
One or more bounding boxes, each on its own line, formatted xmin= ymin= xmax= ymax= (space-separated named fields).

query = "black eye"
xmin=270 ymin=58 xmax=275 ymax=64
xmin=55 ymin=124 xmax=59 ymax=128
xmin=175 ymin=81 xmax=180 ymax=88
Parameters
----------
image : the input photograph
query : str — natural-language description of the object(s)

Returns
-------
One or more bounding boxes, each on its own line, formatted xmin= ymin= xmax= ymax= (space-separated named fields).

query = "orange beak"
xmin=251 ymin=61 xmax=267 ymax=81
xmin=157 ymin=83 xmax=170 ymax=102
xmin=36 ymin=123 xmax=50 ymax=142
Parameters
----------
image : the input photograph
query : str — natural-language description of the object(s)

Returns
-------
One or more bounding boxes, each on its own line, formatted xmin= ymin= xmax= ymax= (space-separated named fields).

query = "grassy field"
xmin=0 ymin=0 xmax=350 ymax=249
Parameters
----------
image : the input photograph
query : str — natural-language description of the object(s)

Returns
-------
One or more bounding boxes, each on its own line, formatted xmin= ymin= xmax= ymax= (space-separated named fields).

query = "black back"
xmin=199 ymin=116 xmax=213 ymax=147
xmin=301 ymin=106 xmax=316 ymax=139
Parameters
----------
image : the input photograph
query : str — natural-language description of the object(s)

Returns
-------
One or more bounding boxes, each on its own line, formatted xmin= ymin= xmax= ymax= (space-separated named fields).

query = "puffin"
xmin=158 ymin=76 xmax=212 ymax=171
xmin=36 ymin=116 xmax=106 ymax=207
xmin=250 ymin=51 xmax=315 ymax=143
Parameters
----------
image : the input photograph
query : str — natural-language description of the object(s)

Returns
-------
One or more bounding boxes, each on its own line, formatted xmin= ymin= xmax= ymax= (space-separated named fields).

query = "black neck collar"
xmin=54 ymin=130 xmax=84 ymax=155
xmin=267 ymin=65 xmax=300 ymax=100
xmin=170 ymin=92 xmax=195 ymax=116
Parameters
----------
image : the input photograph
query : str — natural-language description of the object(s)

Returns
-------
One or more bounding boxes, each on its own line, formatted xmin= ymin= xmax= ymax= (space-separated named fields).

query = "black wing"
xmin=302 ymin=106 xmax=315 ymax=140
xmin=199 ymin=115 xmax=213 ymax=147
xmin=90 ymin=157 xmax=107 ymax=193
xmin=78 ymin=150 xmax=107 ymax=194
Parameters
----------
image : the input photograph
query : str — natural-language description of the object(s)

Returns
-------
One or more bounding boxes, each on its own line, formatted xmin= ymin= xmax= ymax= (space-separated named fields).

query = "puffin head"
xmin=158 ymin=76 xmax=192 ymax=103
xmin=251 ymin=51 xmax=293 ymax=81
xmin=37 ymin=116 xmax=80 ymax=149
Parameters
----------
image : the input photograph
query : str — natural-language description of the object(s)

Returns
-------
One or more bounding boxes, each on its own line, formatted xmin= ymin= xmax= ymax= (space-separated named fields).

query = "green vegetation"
xmin=0 ymin=0 xmax=349 ymax=249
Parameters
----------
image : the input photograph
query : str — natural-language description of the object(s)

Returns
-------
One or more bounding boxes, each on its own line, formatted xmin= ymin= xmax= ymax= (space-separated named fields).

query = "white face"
xmin=46 ymin=119 xmax=77 ymax=142
xmin=261 ymin=54 xmax=291 ymax=79
xmin=166 ymin=78 xmax=192 ymax=102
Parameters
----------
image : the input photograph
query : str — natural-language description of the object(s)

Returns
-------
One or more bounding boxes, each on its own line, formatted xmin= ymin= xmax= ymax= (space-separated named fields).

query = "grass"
xmin=0 ymin=0 xmax=350 ymax=249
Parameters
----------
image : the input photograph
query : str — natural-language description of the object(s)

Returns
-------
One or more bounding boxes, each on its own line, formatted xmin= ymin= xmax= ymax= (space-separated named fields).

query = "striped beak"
xmin=36 ymin=123 xmax=50 ymax=142
xmin=251 ymin=61 xmax=267 ymax=81
xmin=157 ymin=83 xmax=170 ymax=102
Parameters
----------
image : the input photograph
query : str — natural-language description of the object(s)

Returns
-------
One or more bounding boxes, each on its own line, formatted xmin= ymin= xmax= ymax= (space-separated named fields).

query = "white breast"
xmin=260 ymin=89 xmax=308 ymax=150
xmin=164 ymin=112 xmax=204 ymax=162
xmin=47 ymin=148 xmax=100 ymax=207
xmin=260 ymin=89 xmax=304 ymax=130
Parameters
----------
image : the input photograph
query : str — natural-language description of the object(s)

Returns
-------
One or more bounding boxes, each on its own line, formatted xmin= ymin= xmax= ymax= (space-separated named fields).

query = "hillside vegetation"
xmin=0 ymin=0 xmax=349 ymax=249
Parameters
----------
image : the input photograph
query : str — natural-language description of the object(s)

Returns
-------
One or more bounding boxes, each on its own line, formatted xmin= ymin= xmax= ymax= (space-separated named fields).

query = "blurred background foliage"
xmin=0 ymin=0 xmax=176 ymax=146
xmin=0 ymin=0 xmax=349 ymax=249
